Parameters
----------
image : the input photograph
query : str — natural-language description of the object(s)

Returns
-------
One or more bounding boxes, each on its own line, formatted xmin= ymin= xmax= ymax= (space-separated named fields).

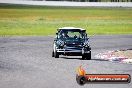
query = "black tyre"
xmin=85 ymin=52 xmax=91 ymax=60
xmin=82 ymin=52 xmax=91 ymax=60
xmin=54 ymin=51 xmax=59 ymax=58
xmin=82 ymin=54 xmax=85 ymax=60
xmin=52 ymin=51 xmax=54 ymax=57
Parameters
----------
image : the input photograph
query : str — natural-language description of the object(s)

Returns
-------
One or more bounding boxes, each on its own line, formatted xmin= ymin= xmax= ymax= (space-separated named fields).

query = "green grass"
xmin=0 ymin=4 xmax=132 ymax=36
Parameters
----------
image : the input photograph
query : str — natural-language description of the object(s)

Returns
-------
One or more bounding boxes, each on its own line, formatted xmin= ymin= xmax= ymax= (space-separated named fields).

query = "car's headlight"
xmin=57 ymin=40 xmax=64 ymax=46
xmin=83 ymin=40 xmax=90 ymax=47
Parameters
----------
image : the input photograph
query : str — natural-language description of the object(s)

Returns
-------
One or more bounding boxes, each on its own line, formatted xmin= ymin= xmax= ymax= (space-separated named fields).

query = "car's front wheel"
xmin=82 ymin=54 xmax=85 ymax=60
xmin=82 ymin=52 xmax=91 ymax=60
xmin=52 ymin=51 xmax=54 ymax=57
xmin=85 ymin=52 xmax=91 ymax=60
xmin=54 ymin=51 xmax=59 ymax=58
xmin=53 ymin=43 xmax=59 ymax=58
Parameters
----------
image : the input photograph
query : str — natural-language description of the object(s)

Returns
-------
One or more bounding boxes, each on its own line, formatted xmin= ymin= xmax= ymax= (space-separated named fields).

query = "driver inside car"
xmin=62 ymin=31 xmax=69 ymax=38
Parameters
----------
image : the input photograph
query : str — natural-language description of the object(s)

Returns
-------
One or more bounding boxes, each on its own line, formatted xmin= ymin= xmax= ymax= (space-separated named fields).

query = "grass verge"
xmin=0 ymin=4 xmax=132 ymax=36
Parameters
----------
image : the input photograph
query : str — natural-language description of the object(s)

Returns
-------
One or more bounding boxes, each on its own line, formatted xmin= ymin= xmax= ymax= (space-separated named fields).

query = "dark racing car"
xmin=52 ymin=27 xmax=91 ymax=60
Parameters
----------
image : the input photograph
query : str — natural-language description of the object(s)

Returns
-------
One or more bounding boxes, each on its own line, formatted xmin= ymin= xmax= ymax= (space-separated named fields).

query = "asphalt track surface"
xmin=0 ymin=35 xmax=132 ymax=88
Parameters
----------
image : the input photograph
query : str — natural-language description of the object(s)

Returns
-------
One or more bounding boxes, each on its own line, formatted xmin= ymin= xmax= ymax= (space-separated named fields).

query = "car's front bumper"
xmin=56 ymin=47 xmax=90 ymax=55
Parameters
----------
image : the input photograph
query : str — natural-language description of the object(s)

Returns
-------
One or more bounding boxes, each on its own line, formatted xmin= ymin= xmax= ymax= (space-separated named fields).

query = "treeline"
xmin=44 ymin=0 xmax=132 ymax=2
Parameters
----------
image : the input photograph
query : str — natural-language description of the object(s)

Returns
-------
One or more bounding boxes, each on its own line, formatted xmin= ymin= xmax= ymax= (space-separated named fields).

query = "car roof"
xmin=58 ymin=27 xmax=85 ymax=31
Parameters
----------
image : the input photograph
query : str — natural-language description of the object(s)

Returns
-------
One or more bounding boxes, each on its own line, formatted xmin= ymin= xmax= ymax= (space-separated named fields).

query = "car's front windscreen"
xmin=59 ymin=29 xmax=85 ymax=39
